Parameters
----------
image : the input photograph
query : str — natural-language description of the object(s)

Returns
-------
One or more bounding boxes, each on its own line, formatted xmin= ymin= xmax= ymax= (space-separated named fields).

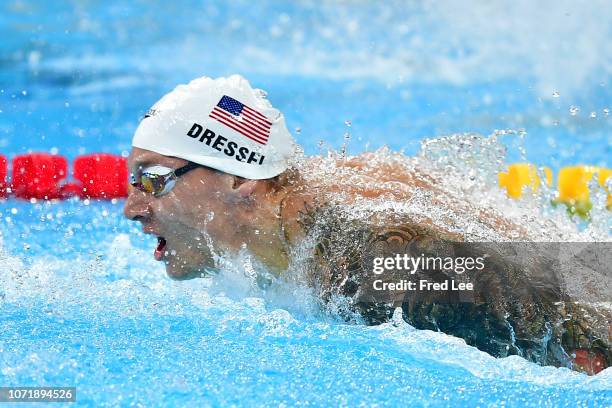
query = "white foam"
xmin=373 ymin=308 xmax=606 ymax=388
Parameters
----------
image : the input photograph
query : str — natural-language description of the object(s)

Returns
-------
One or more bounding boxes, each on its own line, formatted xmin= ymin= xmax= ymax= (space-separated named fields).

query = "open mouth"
xmin=154 ymin=237 xmax=167 ymax=261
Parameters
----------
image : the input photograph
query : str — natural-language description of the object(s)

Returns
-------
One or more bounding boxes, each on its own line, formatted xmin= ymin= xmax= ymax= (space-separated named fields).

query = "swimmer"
xmin=124 ymin=75 xmax=610 ymax=374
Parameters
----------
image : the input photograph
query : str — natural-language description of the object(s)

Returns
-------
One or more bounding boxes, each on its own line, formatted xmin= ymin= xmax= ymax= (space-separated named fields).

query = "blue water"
xmin=0 ymin=1 xmax=611 ymax=406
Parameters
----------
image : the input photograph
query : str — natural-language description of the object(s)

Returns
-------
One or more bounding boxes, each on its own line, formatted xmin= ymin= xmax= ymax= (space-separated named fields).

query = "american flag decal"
xmin=209 ymin=95 xmax=271 ymax=145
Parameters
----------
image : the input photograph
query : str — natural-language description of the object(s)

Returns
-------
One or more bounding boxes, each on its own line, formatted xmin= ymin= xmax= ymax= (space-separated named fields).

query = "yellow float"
xmin=499 ymin=164 xmax=611 ymax=217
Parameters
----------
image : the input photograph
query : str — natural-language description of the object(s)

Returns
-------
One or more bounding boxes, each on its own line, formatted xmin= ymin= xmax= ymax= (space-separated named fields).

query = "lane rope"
xmin=0 ymin=154 xmax=609 ymax=217
xmin=0 ymin=153 xmax=127 ymax=200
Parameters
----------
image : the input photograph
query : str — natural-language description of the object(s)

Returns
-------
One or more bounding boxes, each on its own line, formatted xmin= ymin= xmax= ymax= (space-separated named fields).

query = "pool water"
xmin=1 ymin=0 xmax=611 ymax=406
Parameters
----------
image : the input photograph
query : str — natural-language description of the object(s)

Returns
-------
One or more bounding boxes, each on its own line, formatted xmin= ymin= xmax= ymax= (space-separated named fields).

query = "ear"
xmin=236 ymin=179 xmax=259 ymax=198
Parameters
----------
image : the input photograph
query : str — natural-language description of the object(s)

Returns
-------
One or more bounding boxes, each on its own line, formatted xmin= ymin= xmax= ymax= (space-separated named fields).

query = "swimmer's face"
xmin=123 ymin=147 xmax=244 ymax=279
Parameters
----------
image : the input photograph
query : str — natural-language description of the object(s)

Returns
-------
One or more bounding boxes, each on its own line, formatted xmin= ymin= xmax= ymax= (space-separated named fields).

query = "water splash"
xmin=291 ymin=132 xmax=610 ymax=243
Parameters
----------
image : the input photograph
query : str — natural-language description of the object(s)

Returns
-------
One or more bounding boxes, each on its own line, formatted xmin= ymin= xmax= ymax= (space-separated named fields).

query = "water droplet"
xmin=170 ymin=250 xmax=177 ymax=256
xmin=344 ymin=120 xmax=352 ymax=127
xmin=569 ymin=105 xmax=579 ymax=116
xmin=552 ymin=90 xmax=560 ymax=98
xmin=603 ymin=108 xmax=610 ymax=116
xmin=294 ymin=127 xmax=301 ymax=134
xmin=590 ymin=111 xmax=597 ymax=118
xmin=21 ymin=90 xmax=27 ymax=96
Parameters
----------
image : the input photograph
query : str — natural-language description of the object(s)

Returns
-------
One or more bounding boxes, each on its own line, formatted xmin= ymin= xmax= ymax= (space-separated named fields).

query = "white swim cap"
xmin=132 ymin=75 xmax=296 ymax=179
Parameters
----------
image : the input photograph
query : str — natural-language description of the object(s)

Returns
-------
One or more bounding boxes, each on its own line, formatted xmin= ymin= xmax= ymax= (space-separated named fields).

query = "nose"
xmin=123 ymin=187 xmax=152 ymax=221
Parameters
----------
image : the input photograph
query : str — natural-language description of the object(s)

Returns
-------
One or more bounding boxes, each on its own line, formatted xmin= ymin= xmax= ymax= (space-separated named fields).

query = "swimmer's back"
xmin=295 ymin=202 xmax=610 ymax=371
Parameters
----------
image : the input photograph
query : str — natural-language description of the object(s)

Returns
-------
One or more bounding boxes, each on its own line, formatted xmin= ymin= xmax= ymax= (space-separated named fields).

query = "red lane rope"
xmin=0 ymin=153 xmax=128 ymax=200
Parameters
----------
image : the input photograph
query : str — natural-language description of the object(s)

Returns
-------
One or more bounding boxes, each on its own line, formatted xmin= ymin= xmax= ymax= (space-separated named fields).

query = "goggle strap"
xmin=174 ymin=162 xmax=201 ymax=178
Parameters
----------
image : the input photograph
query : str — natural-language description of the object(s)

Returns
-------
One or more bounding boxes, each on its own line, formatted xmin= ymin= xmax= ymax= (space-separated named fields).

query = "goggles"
xmin=130 ymin=162 xmax=200 ymax=197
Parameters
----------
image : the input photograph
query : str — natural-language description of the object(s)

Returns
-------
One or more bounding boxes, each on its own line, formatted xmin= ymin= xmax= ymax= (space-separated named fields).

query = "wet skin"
xmin=124 ymin=147 xmax=520 ymax=280
xmin=123 ymin=147 xmax=610 ymax=373
xmin=123 ymin=147 xmax=293 ymax=279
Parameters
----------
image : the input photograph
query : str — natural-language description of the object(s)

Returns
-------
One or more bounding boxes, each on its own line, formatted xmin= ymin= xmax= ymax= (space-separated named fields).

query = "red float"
xmin=3 ymin=153 xmax=128 ymax=200
xmin=11 ymin=153 xmax=68 ymax=200
xmin=73 ymin=154 xmax=128 ymax=199
xmin=0 ymin=155 xmax=6 ymax=198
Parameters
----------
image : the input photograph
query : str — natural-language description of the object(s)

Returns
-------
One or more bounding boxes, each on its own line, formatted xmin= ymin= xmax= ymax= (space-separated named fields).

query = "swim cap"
xmin=132 ymin=75 xmax=296 ymax=179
